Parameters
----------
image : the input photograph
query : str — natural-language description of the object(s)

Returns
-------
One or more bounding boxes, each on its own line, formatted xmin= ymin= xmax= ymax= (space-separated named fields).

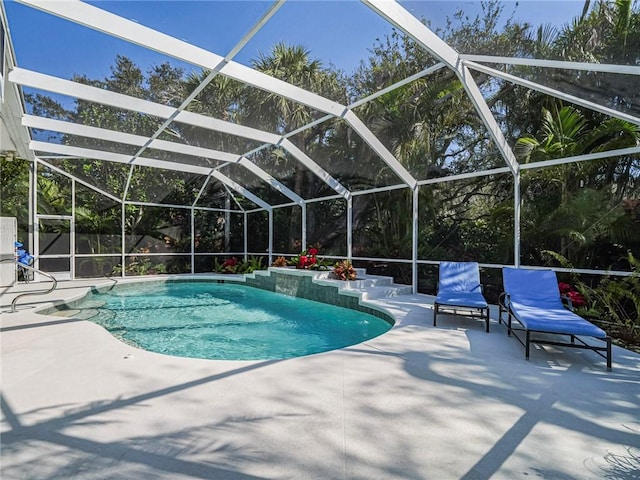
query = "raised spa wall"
xmin=233 ymin=268 xmax=394 ymax=325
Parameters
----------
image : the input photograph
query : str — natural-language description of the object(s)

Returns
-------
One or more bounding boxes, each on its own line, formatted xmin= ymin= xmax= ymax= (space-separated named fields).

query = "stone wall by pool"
xmin=240 ymin=268 xmax=394 ymax=325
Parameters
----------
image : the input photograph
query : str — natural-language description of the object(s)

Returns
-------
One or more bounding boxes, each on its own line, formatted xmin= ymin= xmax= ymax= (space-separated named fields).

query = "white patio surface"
xmin=1 ymin=276 xmax=639 ymax=479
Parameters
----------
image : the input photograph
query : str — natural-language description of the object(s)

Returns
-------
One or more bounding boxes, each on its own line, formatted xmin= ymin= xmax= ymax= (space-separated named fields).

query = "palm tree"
xmin=243 ymin=43 xmax=348 ymax=248
xmin=516 ymin=104 xmax=640 ymax=265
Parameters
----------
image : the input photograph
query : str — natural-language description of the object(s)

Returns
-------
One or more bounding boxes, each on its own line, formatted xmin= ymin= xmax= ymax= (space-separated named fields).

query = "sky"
xmin=4 ymin=0 xmax=588 ymax=82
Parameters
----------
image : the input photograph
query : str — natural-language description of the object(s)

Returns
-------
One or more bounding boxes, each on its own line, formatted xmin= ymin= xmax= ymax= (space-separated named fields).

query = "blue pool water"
xmin=67 ymin=281 xmax=392 ymax=360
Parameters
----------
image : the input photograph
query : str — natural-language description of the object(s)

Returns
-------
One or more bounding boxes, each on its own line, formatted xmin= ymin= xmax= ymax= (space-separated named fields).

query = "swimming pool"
xmin=58 ymin=281 xmax=393 ymax=360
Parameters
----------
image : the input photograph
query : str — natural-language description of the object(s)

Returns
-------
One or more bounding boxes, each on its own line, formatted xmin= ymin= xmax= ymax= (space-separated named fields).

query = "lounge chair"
xmin=15 ymin=241 xmax=34 ymax=283
xmin=499 ymin=267 xmax=611 ymax=370
xmin=434 ymin=261 xmax=490 ymax=332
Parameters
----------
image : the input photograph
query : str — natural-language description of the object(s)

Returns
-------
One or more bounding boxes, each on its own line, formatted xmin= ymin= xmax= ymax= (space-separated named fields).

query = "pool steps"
xmin=313 ymin=271 xmax=413 ymax=300
xmin=250 ymin=267 xmax=413 ymax=302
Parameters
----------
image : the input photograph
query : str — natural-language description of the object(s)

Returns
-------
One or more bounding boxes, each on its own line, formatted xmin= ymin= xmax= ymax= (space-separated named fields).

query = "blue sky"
xmin=5 ymin=0 xmax=587 ymax=81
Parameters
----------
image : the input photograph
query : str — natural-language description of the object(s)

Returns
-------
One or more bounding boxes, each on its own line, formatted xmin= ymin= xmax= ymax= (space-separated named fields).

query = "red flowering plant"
xmin=558 ymin=282 xmax=586 ymax=308
xmin=215 ymin=257 xmax=239 ymax=273
xmin=288 ymin=245 xmax=329 ymax=270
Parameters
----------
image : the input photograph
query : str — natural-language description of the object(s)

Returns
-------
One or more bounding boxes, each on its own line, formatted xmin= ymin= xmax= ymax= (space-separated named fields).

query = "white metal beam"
xmin=418 ymin=166 xmax=511 ymax=185
xmin=175 ymin=110 xmax=280 ymax=144
xmin=460 ymin=55 xmax=640 ymax=76
xmin=192 ymin=175 xmax=211 ymax=207
xmin=349 ymin=62 xmax=447 ymax=109
xmin=458 ymin=64 xmax=520 ymax=174
xmin=362 ymin=0 xmax=459 ymax=69
xmin=519 ymin=146 xmax=640 ymax=171
xmin=11 ymin=67 xmax=175 ymax=117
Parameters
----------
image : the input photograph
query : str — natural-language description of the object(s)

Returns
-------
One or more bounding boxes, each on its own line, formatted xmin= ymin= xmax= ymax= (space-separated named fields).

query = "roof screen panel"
xmin=499 ymin=65 xmax=640 ymax=119
xmin=245 ymin=147 xmax=336 ymax=200
xmin=22 ymin=87 xmax=78 ymax=121
xmin=347 ymin=43 xmax=443 ymax=105
xmin=33 ymin=130 xmax=140 ymax=158
xmin=86 ymin=1 xmax=271 ymax=60
xmin=187 ymin=74 xmax=327 ymax=135
xmin=185 ymin=74 xmax=248 ymax=125
xmin=22 ymin=86 xmax=170 ymax=138
xmin=217 ymin=162 xmax=292 ymax=206
xmin=400 ymin=1 xmax=589 ymax=58
xmin=287 ymin=118 xmax=403 ymax=191
xmin=353 ymin=72 xmax=508 ymax=179
xmin=472 ymin=75 xmax=640 ymax=166
xmin=5 ymin=3 xmax=194 ymax=95
xmin=140 ymin=147 xmax=225 ymax=171
xmin=196 ymin=177 xmax=248 ymax=211
xmin=125 ymin=165 xmax=206 ymax=205
xmin=40 ymin=157 xmax=129 ymax=199
xmin=165 ymin=121 xmax=264 ymax=156
xmin=234 ymin=1 xmax=397 ymax=96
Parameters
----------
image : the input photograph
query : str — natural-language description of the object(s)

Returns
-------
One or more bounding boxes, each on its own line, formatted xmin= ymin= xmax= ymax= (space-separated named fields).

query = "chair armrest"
xmin=561 ymin=295 xmax=574 ymax=311
xmin=498 ymin=292 xmax=510 ymax=309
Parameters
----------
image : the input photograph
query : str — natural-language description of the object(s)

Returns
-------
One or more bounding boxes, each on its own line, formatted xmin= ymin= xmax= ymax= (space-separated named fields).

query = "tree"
xmin=0 ymin=156 xmax=31 ymax=241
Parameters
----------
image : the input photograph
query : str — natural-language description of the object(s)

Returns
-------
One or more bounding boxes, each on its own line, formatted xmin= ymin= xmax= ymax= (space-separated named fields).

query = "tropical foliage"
xmin=546 ymin=250 xmax=640 ymax=350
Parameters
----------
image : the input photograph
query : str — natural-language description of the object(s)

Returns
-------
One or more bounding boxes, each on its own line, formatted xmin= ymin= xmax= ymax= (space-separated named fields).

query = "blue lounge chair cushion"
xmin=508 ymin=301 xmax=606 ymax=338
xmin=435 ymin=262 xmax=488 ymax=308
xmin=435 ymin=291 xmax=488 ymax=309
xmin=438 ymin=261 xmax=483 ymax=293
xmin=503 ymin=267 xmax=606 ymax=338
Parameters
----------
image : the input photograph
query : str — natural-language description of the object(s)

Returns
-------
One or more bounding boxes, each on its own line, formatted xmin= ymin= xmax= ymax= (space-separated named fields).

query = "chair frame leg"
xmin=433 ymin=303 xmax=489 ymax=332
xmin=504 ymin=307 xmax=613 ymax=370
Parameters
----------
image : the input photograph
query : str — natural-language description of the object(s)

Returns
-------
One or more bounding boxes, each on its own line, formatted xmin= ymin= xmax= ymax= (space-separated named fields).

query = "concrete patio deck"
xmin=1 ymin=276 xmax=639 ymax=479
